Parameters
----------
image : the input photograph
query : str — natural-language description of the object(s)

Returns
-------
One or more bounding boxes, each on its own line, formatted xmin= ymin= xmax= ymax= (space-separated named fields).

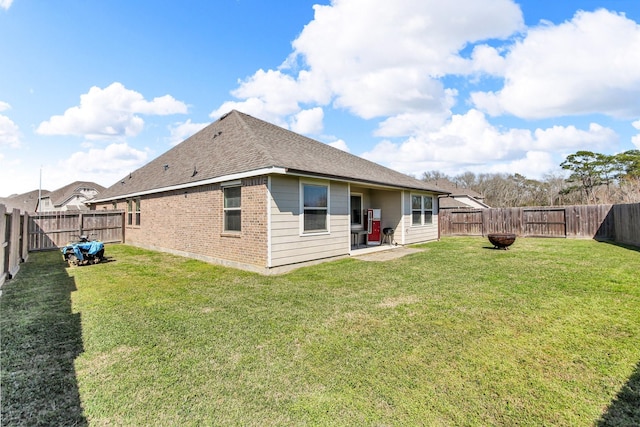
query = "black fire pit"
xmin=487 ymin=233 xmax=516 ymax=250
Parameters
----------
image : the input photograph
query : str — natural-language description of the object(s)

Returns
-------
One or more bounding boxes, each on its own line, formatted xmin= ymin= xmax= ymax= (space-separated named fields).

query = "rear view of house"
xmin=91 ymin=110 xmax=447 ymax=273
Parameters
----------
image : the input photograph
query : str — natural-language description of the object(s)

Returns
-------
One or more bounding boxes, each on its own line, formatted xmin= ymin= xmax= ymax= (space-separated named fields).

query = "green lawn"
xmin=2 ymin=237 xmax=639 ymax=426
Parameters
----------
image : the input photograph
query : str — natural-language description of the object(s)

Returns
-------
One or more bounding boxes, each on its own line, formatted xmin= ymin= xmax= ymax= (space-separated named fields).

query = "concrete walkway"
xmin=351 ymin=246 xmax=423 ymax=262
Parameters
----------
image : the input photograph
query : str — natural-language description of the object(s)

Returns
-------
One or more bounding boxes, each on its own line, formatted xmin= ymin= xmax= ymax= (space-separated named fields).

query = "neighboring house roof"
xmin=423 ymin=179 xmax=484 ymax=199
xmin=1 ymin=181 xmax=105 ymax=213
xmin=96 ymin=110 xmax=448 ymax=201
xmin=438 ymin=197 xmax=478 ymax=209
xmin=44 ymin=181 xmax=106 ymax=207
xmin=0 ymin=189 xmax=50 ymax=213
xmin=424 ymin=179 xmax=490 ymax=209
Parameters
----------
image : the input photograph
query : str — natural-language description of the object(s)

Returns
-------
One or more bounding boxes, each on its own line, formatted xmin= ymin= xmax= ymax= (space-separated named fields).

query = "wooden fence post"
xmin=7 ymin=208 xmax=22 ymax=279
xmin=21 ymin=213 xmax=29 ymax=263
xmin=1 ymin=204 xmax=7 ymax=287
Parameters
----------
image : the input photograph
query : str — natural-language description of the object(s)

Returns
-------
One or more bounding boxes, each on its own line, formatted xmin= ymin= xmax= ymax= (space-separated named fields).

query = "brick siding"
xmin=95 ymin=177 xmax=268 ymax=268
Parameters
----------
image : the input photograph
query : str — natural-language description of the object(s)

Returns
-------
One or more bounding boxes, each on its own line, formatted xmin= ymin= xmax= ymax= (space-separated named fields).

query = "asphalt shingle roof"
xmin=423 ymin=179 xmax=484 ymax=199
xmin=98 ymin=110 xmax=447 ymax=200
xmin=46 ymin=181 xmax=106 ymax=206
xmin=0 ymin=189 xmax=48 ymax=213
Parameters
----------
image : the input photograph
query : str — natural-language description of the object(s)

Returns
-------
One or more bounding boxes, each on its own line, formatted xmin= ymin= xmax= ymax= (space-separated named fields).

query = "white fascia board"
xmin=283 ymin=170 xmax=445 ymax=193
xmin=91 ymin=167 xmax=288 ymax=203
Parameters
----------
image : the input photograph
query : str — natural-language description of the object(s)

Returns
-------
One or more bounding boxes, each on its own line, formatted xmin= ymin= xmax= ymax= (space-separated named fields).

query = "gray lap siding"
xmin=269 ymin=176 xmax=350 ymax=267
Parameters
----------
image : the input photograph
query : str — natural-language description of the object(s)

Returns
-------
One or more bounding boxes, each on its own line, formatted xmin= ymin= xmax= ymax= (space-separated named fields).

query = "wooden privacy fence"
xmin=28 ymin=211 xmax=124 ymax=251
xmin=1 ymin=204 xmax=29 ymax=287
xmin=612 ymin=203 xmax=640 ymax=247
xmin=440 ymin=203 xmax=639 ymax=245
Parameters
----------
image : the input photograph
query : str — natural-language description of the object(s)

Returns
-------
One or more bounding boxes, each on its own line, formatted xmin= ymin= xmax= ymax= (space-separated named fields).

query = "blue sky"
xmin=1 ymin=0 xmax=640 ymax=196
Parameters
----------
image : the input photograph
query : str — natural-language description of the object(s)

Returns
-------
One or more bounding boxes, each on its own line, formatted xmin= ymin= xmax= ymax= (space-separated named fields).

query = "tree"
xmin=560 ymin=151 xmax=607 ymax=204
xmin=421 ymin=170 xmax=450 ymax=182
xmin=612 ymin=150 xmax=640 ymax=203
xmin=541 ymin=172 xmax=571 ymax=206
xmin=560 ymin=150 xmax=640 ymax=204
xmin=614 ymin=149 xmax=640 ymax=178
xmin=452 ymin=171 xmax=478 ymax=189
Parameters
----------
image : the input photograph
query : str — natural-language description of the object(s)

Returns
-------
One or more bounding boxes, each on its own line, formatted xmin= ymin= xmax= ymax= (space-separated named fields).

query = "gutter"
xmin=91 ymin=165 xmax=450 ymax=204
xmin=91 ymin=167 xmax=288 ymax=203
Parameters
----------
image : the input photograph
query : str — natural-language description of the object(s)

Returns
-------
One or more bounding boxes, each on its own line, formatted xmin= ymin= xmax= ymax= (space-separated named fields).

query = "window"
xmin=350 ymin=194 xmax=363 ymax=227
xmin=127 ymin=199 xmax=141 ymax=226
xmin=127 ymin=200 xmax=133 ymax=225
xmin=302 ymin=183 xmax=328 ymax=233
xmin=423 ymin=196 xmax=433 ymax=224
xmin=223 ymin=186 xmax=241 ymax=232
xmin=135 ymin=199 xmax=141 ymax=226
xmin=412 ymin=194 xmax=433 ymax=226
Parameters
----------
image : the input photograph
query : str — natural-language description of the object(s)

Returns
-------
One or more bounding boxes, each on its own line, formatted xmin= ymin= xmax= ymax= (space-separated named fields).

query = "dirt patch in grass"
xmin=378 ymin=295 xmax=420 ymax=308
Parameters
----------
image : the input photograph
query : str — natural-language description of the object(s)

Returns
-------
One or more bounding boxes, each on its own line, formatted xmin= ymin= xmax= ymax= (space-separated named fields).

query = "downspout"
xmin=436 ymin=195 xmax=441 ymax=241
xmin=401 ymin=190 xmax=406 ymax=245
xmin=347 ymin=182 xmax=352 ymax=253
xmin=266 ymin=176 xmax=272 ymax=268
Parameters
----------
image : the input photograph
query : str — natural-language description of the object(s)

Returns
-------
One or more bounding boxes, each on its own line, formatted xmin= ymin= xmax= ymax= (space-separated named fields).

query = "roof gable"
xmin=98 ymin=110 xmax=446 ymax=200
xmin=47 ymin=181 xmax=106 ymax=206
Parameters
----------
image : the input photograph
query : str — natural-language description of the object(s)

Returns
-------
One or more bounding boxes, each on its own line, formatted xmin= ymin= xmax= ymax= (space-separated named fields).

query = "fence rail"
xmin=28 ymin=211 xmax=124 ymax=251
xmin=440 ymin=203 xmax=639 ymax=246
xmin=1 ymin=206 xmax=124 ymax=287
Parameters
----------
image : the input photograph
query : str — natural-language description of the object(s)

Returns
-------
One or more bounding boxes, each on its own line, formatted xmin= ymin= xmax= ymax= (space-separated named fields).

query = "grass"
xmin=1 ymin=237 xmax=639 ymax=426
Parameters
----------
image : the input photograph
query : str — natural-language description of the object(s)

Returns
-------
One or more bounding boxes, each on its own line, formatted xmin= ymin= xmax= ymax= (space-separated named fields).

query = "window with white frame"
xmin=350 ymin=194 xmax=363 ymax=228
xmin=411 ymin=194 xmax=433 ymax=226
xmin=127 ymin=199 xmax=141 ymax=226
xmin=127 ymin=200 xmax=133 ymax=225
xmin=135 ymin=199 xmax=141 ymax=226
xmin=302 ymin=183 xmax=328 ymax=233
xmin=223 ymin=186 xmax=241 ymax=232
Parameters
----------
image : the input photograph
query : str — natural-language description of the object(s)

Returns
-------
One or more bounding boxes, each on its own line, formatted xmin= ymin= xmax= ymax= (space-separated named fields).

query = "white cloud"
xmin=0 ymin=0 xmax=13 ymax=11
xmin=327 ymin=139 xmax=350 ymax=152
xmin=0 ymin=157 xmax=29 ymax=197
xmin=361 ymin=110 xmax=618 ymax=179
xmin=289 ymin=107 xmax=324 ymax=135
xmin=479 ymin=151 xmax=557 ymax=178
xmin=213 ymin=0 xmax=523 ymax=126
xmin=472 ymin=9 xmax=640 ymax=119
xmin=470 ymin=45 xmax=507 ymax=76
xmin=0 ymin=102 xmax=20 ymax=147
xmin=62 ymin=142 xmax=149 ymax=173
xmin=210 ymin=69 xmax=329 ymax=127
xmin=49 ymin=143 xmax=150 ymax=189
xmin=37 ymin=82 xmax=188 ymax=139
xmin=168 ymin=119 xmax=209 ymax=146
xmin=632 ymin=119 xmax=640 ymax=149
xmin=374 ymin=107 xmax=454 ymax=138
xmin=289 ymin=0 xmax=522 ymax=119
xmin=533 ymin=123 xmax=617 ymax=151
xmin=0 ymin=111 xmax=21 ymax=148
